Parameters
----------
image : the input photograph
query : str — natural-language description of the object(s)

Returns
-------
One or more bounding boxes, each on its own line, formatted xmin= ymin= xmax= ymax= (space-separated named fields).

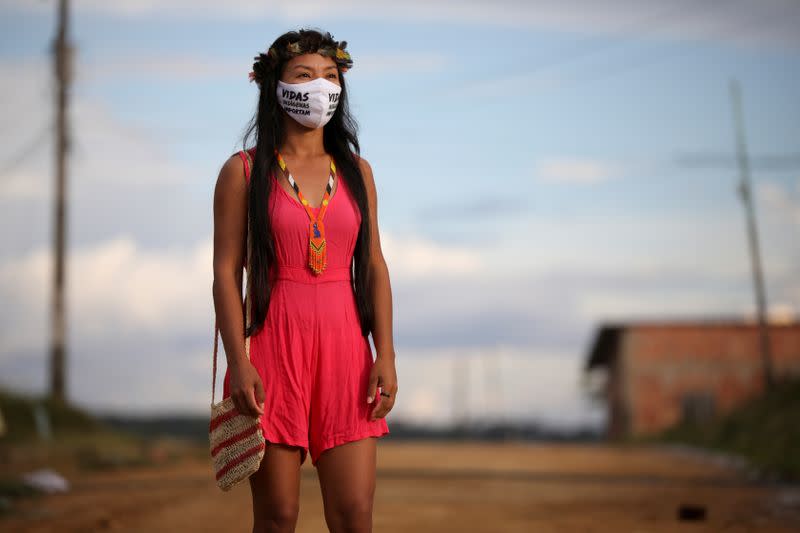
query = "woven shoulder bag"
xmin=209 ymin=150 xmax=266 ymax=491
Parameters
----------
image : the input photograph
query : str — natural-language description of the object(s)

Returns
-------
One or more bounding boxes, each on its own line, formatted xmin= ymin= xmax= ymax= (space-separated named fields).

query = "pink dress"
xmin=223 ymin=148 xmax=390 ymax=467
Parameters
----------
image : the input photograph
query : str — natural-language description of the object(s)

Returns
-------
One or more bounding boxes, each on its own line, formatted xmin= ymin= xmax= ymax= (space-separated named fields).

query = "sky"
xmin=0 ymin=0 xmax=798 ymax=431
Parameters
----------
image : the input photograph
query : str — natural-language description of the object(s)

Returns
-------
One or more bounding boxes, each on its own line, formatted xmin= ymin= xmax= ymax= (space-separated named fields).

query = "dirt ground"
xmin=3 ymin=439 xmax=800 ymax=532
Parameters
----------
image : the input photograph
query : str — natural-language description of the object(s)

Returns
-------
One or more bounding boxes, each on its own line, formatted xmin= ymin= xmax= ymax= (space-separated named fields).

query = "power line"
xmin=460 ymin=0 xmax=731 ymax=93
xmin=0 ymin=122 xmax=52 ymax=178
xmin=459 ymin=0 xmax=794 ymax=96
xmin=557 ymin=0 xmax=799 ymax=88
xmin=675 ymin=152 xmax=800 ymax=172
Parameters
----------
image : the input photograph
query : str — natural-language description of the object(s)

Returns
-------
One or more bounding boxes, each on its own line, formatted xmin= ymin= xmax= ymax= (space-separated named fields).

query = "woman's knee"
xmin=253 ymin=500 xmax=300 ymax=531
xmin=325 ymin=496 xmax=373 ymax=531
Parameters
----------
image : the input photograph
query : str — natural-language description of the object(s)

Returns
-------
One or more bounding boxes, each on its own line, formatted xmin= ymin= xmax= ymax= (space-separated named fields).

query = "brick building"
xmin=584 ymin=318 xmax=800 ymax=439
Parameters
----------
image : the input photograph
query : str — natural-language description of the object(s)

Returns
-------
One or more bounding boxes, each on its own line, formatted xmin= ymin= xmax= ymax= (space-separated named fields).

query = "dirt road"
xmin=4 ymin=439 xmax=800 ymax=532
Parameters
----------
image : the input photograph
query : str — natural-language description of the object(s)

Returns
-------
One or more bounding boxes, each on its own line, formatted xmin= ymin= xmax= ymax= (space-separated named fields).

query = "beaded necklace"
xmin=274 ymin=149 xmax=336 ymax=275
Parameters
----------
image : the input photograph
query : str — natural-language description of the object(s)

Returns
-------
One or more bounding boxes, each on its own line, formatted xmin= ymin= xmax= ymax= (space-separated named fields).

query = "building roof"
xmin=584 ymin=316 xmax=800 ymax=371
xmin=585 ymin=325 xmax=621 ymax=371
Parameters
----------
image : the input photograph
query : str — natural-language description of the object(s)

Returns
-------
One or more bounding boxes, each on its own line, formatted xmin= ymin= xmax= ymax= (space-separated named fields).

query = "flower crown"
xmin=248 ymin=40 xmax=353 ymax=85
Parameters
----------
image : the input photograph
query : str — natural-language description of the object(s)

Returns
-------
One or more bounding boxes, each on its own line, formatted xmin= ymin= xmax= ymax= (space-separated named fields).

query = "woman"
xmin=212 ymin=28 xmax=398 ymax=532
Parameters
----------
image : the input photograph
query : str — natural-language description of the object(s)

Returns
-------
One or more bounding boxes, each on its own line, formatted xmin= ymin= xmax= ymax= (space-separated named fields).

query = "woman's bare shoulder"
xmin=214 ymin=153 xmax=248 ymax=224
xmin=217 ymin=152 xmax=247 ymax=190
xmin=354 ymin=154 xmax=375 ymax=188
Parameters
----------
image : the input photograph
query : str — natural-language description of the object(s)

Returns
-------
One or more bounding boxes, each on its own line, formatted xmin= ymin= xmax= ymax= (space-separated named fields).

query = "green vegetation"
xmin=0 ymin=386 xmax=106 ymax=443
xmin=0 ymin=386 xmax=204 ymax=466
xmin=642 ymin=376 xmax=800 ymax=482
xmin=0 ymin=386 xmax=208 ymax=518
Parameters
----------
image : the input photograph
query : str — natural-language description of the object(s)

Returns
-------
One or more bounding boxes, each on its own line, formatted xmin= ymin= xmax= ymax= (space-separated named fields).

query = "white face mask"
xmin=276 ymin=77 xmax=342 ymax=129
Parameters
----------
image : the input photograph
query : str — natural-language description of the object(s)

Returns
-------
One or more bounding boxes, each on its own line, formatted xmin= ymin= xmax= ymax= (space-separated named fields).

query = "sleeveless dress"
xmin=222 ymin=148 xmax=390 ymax=467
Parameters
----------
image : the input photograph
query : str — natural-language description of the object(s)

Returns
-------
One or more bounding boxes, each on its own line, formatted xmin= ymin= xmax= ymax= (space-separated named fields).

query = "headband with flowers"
xmin=248 ymin=39 xmax=353 ymax=85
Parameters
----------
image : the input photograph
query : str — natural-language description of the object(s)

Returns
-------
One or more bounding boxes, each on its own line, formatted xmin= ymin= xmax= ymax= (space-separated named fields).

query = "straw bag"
xmin=209 ymin=151 xmax=266 ymax=491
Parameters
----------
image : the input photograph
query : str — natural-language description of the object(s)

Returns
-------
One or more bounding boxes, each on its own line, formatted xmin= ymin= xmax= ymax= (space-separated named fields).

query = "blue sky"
xmin=1 ymin=1 xmax=798 ymax=430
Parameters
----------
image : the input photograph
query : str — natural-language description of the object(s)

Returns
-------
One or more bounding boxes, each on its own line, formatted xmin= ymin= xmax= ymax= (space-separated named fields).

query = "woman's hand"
xmin=228 ymin=360 xmax=265 ymax=418
xmin=367 ymin=355 xmax=397 ymax=421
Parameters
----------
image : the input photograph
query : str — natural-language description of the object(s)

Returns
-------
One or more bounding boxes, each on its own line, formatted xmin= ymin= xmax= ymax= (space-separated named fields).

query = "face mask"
xmin=276 ymin=77 xmax=342 ymax=129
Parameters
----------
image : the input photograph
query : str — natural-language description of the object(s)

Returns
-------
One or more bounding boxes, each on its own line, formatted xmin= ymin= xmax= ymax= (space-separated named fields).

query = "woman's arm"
xmin=359 ymin=157 xmax=398 ymax=420
xmin=212 ymin=154 xmax=264 ymax=417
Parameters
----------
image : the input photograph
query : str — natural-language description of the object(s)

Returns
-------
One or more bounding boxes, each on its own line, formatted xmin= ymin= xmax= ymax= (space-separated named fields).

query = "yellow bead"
xmin=323 ymin=199 xmax=328 ymax=205
xmin=301 ymin=199 xmax=308 ymax=205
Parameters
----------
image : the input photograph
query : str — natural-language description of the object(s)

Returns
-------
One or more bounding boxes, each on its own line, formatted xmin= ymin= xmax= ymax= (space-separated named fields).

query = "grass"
xmin=639 ymin=376 xmax=800 ymax=482
xmin=0 ymin=386 xmax=106 ymax=444
xmin=0 ymin=385 xmax=212 ymax=521
xmin=0 ymin=386 xmax=200 ymax=495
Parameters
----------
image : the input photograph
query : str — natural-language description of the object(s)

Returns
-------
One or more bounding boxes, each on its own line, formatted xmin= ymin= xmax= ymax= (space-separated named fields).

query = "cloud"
xmin=0 ymin=168 xmax=49 ymax=201
xmin=0 ymin=232 xmax=583 ymax=420
xmin=381 ymin=231 xmax=485 ymax=280
xmin=390 ymin=345 xmax=605 ymax=429
xmin=535 ymin=157 xmax=621 ymax=185
xmin=74 ymin=52 xmax=449 ymax=83
xmin=0 ymin=59 xmax=196 ymax=196
xmin=414 ymin=195 xmax=534 ymax=222
xmin=675 ymin=152 xmax=800 ymax=173
xmin=0 ymin=56 xmax=218 ymax=262
xmin=758 ymin=179 xmax=800 ymax=227
xmin=0 ymin=236 xmax=214 ymax=352
xmin=0 ymin=61 xmax=53 ymax=202
xmin=11 ymin=0 xmax=800 ymax=49
xmin=1 ymin=25 xmax=797 ymax=425
xmin=77 ymin=55 xmax=243 ymax=84
xmin=2 ymin=220 xmax=798 ymax=419
xmin=0 ymin=44 xmax=449 ymax=95
xmin=352 ymin=53 xmax=449 ymax=75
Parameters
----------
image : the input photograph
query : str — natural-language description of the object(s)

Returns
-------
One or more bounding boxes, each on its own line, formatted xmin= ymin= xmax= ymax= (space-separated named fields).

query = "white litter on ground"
xmin=20 ymin=468 xmax=70 ymax=494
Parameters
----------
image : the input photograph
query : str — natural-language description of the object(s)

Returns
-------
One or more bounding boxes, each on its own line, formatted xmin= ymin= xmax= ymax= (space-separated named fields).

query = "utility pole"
xmin=729 ymin=78 xmax=774 ymax=390
xmin=482 ymin=348 xmax=504 ymax=424
xmin=453 ymin=356 xmax=469 ymax=430
xmin=50 ymin=0 xmax=72 ymax=404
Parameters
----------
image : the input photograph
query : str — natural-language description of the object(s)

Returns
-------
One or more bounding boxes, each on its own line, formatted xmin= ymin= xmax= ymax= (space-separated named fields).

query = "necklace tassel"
xmin=309 ymin=220 xmax=327 ymax=274
xmin=275 ymin=149 xmax=335 ymax=276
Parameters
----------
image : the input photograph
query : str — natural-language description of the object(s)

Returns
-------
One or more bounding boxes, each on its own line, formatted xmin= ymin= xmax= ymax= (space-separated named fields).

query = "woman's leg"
xmin=249 ymin=442 xmax=305 ymax=533
xmin=315 ymin=436 xmax=378 ymax=533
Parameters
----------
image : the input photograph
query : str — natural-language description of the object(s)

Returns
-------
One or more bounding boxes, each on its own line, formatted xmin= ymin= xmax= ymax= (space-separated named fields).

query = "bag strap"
xmin=211 ymin=150 xmax=254 ymax=406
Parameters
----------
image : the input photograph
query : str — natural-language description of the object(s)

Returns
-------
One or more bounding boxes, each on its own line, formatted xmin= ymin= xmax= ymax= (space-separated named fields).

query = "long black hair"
xmin=238 ymin=28 xmax=374 ymax=339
